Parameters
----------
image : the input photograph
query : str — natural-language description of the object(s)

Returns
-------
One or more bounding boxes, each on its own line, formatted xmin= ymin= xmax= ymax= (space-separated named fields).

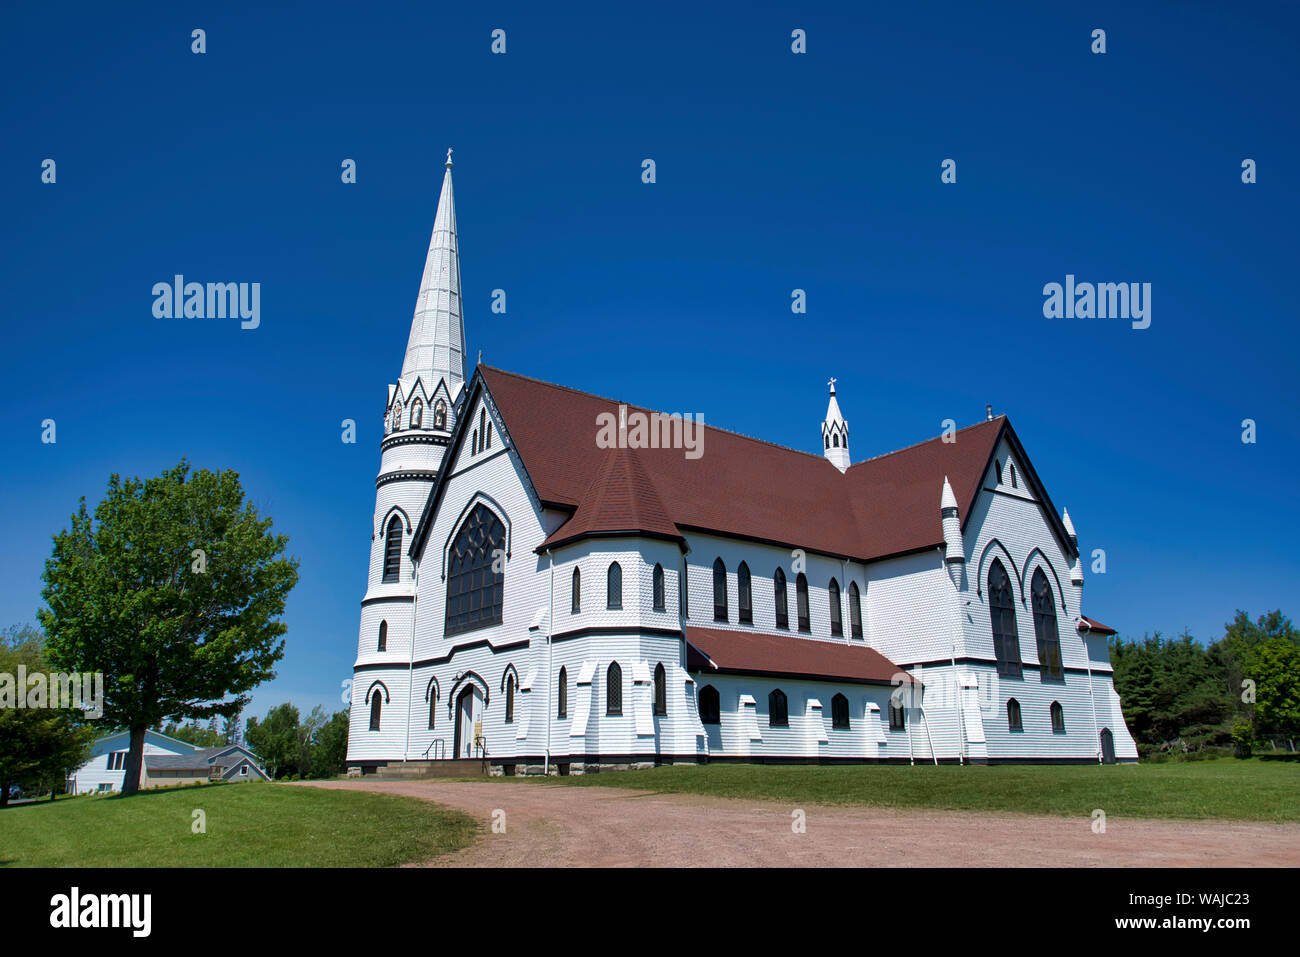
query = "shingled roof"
xmin=686 ymin=626 xmax=913 ymax=686
xmin=477 ymin=366 xmax=1020 ymax=562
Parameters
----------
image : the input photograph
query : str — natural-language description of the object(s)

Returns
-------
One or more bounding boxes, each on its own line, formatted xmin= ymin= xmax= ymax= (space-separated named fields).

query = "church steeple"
xmin=401 ymin=148 xmax=467 ymax=393
xmin=821 ymin=377 xmax=850 ymax=472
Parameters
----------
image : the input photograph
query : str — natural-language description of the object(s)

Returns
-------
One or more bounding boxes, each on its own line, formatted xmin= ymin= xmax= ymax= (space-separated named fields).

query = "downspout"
xmin=403 ymin=556 xmax=419 ymax=762
xmin=951 ymin=642 xmax=965 ymax=766
xmin=545 ymin=550 xmax=554 ymax=776
xmin=1083 ymin=626 xmax=1100 ymax=763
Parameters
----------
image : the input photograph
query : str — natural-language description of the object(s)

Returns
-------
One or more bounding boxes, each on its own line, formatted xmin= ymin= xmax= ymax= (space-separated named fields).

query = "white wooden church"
xmin=345 ymin=153 xmax=1138 ymax=774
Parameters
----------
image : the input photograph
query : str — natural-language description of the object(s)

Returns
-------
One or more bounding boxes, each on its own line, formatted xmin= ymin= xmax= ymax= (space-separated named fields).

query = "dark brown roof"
xmin=685 ymin=626 xmax=912 ymax=685
xmin=480 ymin=365 xmax=1016 ymax=562
xmin=1079 ymin=616 xmax=1117 ymax=636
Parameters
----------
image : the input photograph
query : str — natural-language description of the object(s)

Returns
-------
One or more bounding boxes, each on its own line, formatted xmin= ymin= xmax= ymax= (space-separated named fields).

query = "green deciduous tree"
xmin=39 ymin=461 xmax=298 ymax=795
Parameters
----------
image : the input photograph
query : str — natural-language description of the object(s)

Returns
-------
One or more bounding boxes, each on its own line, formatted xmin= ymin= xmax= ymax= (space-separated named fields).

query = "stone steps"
xmin=373 ymin=758 xmax=487 ymax=779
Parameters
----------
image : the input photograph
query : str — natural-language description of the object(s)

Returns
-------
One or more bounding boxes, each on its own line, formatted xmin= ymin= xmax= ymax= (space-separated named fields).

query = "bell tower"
xmin=821 ymin=377 xmax=850 ymax=472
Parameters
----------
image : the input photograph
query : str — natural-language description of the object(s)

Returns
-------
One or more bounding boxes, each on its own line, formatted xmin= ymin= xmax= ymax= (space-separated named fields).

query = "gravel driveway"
xmin=296 ymin=778 xmax=1300 ymax=868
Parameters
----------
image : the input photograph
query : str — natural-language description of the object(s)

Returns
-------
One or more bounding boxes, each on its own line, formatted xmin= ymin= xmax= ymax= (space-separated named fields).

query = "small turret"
xmin=821 ymin=378 xmax=850 ymax=472
xmin=1064 ymin=508 xmax=1084 ymax=587
xmin=941 ymin=476 xmax=964 ymax=565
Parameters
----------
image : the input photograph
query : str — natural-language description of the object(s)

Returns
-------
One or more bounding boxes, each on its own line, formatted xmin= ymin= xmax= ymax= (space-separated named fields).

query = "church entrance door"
xmin=1100 ymin=727 xmax=1115 ymax=764
xmin=454 ymin=685 xmax=484 ymax=758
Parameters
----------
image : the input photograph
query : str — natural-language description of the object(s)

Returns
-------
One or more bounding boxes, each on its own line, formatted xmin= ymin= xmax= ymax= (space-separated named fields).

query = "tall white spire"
xmin=822 ymin=377 xmax=850 ymax=472
xmin=402 ymin=148 xmax=467 ymax=391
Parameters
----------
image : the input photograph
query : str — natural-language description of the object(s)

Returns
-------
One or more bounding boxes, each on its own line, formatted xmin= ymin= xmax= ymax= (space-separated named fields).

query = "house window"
xmin=1007 ymin=698 xmax=1022 ymax=732
xmin=988 ymin=559 xmax=1022 ymax=678
xmin=444 ymin=504 xmax=506 ymax=636
xmin=831 ymin=693 xmax=850 ymax=730
xmin=377 ymin=620 xmax=388 ymax=652
xmin=889 ymin=695 xmax=906 ymax=730
xmin=607 ymin=562 xmax=622 ymax=610
xmin=848 ymin=581 xmax=862 ymax=638
xmin=1050 ymin=700 xmax=1065 ymax=732
xmin=606 ymin=662 xmax=623 ymax=716
xmin=737 ymin=562 xmax=752 ymax=623
xmin=557 ymin=666 xmax=568 ymax=719
xmin=653 ymin=663 xmax=666 ymax=716
xmin=369 ymin=692 xmax=382 ymax=731
xmin=505 ymin=673 xmax=516 ymax=724
xmin=774 ymin=568 xmax=788 ymax=629
xmin=652 ymin=563 xmax=665 ymax=612
xmin=713 ymin=558 xmax=728 ymax=622
xmin=240 ymin=765 xmax=248 ymax=776
xmin=572 ymin=567 xmax=581 ymax=614
xmin=699 ymin=684 xmax=720 ymax=724
xmin=796 ymin=573 xmax=810 ymax=632
xmin=768 ymin=689 xmax=789 ymax=727
xmin=1031 ymin=568 xmax=1064 ymax=682
xmin=829 ymin=578 xmax=842 ymax=636
xmin=382 ymin=516 xmax=403 ymax=583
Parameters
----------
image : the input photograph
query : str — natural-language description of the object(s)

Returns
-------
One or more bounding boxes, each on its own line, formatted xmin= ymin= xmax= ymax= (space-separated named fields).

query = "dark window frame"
xmin=737 ymin=561 xmax=752 ymax=624
xmin=796 ymin=573 xmax=810 ymax=632
xmin=652 ymin=563 xmax=665 ymax=612
xmin=557 ymin=666 xmax=568 ymax=719
xmin=443 ymin=504 xmax=506 ymax=638
xmin=831 ymin=692 xmax=850 ymax=730
xmin=848 ymin=581 xmax=863 ymax=638
xmin=988 ymin=559 xmax=1023 ymax=678
xmin=571 ymin=566 xmax=581 ymax=614
xmin=774 ymin=568 xmax=789 ymax=629
xmin=713 ymin=557 xmax=728 ymax=622
xmin=699 ymin=684 xmax=720 ymax=725
xmin=606 ymin=661 xmax=623 ymax=716
xmin=1050 ymin=700 xmax=1065 ymax=733
xmin=377 ymin=619 xmax=388 ymax=652
xmin=1007 ymin=697 xmax=1022 ymax=732
xmin=768 ymin=689 xmax=789 ymax=727
xmin=829 ymin=578 xmax=842 ymax=637
xmin=653 ymin=662 xmax=667 ymax=716
xmin=382 ymin=516 xmax=403 ymax=583
xmin=1031 ymin=568 xmax=1064 ymax=682
xmin=606 ymin=562 xmax=622 ymax=610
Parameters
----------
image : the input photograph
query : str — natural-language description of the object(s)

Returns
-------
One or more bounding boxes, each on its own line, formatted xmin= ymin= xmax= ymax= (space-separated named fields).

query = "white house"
xmin=345 ymin=153 xmax=1138 ymax=774
xmin=70 ymin=731 xmax=269 ymax=793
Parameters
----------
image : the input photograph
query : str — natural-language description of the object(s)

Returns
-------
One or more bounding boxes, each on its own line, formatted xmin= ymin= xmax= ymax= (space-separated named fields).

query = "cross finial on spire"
xmin=445 ymin=147 xmax=454 ymax=169
xmin=828 ymin=376 xmax=837 ymax=394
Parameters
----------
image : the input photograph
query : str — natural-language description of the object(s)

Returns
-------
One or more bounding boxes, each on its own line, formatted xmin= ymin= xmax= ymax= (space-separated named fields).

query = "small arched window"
xmin=1032 ymin=568 xmax=1063 ymax=681
xmin=428 ymin=687 xmax=438 ymax=730
xmin=1050 ymin=700 xmax=1065 ymax=732
xmin=824 ymin=435 xmax=830 ymax=450
xmin=829 ymin=578 xmax=842 ymax=637
xmin=572 ymin=567 xmax=581 ymax=614
xmin=606 ymin=662 xmax=622 ymax=716
xmin=382 ymin=516 xmax=403 ymax=583
xmin=737 ymin=562 xmax=752 ymax=624
xmin=888 ymin=694 xmax=906 ymax=731
xmin=369 ymin=692 xmax=382 ymax=731
xmin=774 ymin=568 xmax=789 ymax=629
xmin=831 ymin=693 xmax=850 ymax=730
xmin=653 ymin=663 xmax=666 ymax=716
xmin=434 ymin=400 xmax=447 ymax=429
xmin=557 ymin=666 xmax=568 ymax=719
xmin=796 ymin=573 xmax=810 ymax=632
xmin=768 ymin=689 xmax=789 ymax=727
xmin=848 ymin=582 xmax=862 ymax=638
xmin=652 ymin=563 xmax=665 ymax=612
xmin=833 ymin=434 xmax=839 ymax=448
xmin=995 ymin=458 xmax=1003 ymax=484
xmin=377 ymin=620 xmax=388 ymax=652
xmin=713 ymin=558 xmax=728 ymax=622
xmin=699 ymin=684 xmax=720 ymax=725
xmin=1007 ymin=698 xmax=1022 ymax=732
xmin=410 ymin=399 xmax=423 ymax=429
xmin=1010 ymin=463 xmax=1018 ymax=488
xmin=607 ymin=562 xmax=622 ymax=610
xmin=505 ymin=673 xmax=516 ymax=724
xmin=989 ymin=559 xmax=1022 ymax=677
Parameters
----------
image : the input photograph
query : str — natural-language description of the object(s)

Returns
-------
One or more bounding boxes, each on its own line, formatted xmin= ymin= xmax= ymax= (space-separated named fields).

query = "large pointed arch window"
xmin=796 ymin=573 xmax=810 ymax=632
xmin=444 ymin=504 xmax=506 ymax=636
xmin=829 ymin=578 xmax=842 ymax=637
xmin=382 ymin=516 xmax=403 ymax=583
xmin=848 ymin=582 xmax=862 ymax=638
xmin=737 ymin=562 xmax=752 ymax=624
xmin=774 ymin=568 xmax=789 ymax=630
xmin=713 ymin=558 xmax=728 ymax=622
xmin=988 ymin=559 xmax=1022 ymax=677
xmin=1031 ymin=568 xmax=1063 ymax=682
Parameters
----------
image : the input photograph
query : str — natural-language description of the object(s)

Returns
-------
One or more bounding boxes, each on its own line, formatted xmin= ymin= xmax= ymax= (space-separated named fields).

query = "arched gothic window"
xmin=988 ymin=559 xmax=1022 ymax=677
xmin=557 ymin=666 xmax=568 ymax=719
xmin=652 ymin=563 xmax=665 ymax=612
xmin=444 ymin=504 xmax=506 ymax=636
xmin=1007 ymin=698 xmax=1022 ymax=732
xmin=737 ymin=562 xmax=752 ymax=624
xmin=377 ymin=620 xmax=388 ymax=652
xmin=369 ymin=691 xmax=382 ymax=731
xmin=829 ymin=578 xmax=843 ymax=637
xmin=382 ymin=516 xmax=403 ymax=583
xmin=699 ymin=684 xmax=720 ymax=725
xmin=572 ymin=567 xmax=581 ymax=614
xmin=768 ymin=689 xmax=789 ymax=727
xmin=606 ymin=662 xmax=622 ymax=716
xmin=831 ymin=693 xmax=850 ymax=730
xmin=848 ymin=582 xmax=862 ymax=638
xmin=774 ymin=568 xmax=789 ymax=629
xmin=607 ymin=562 xmax=622 ymax=610
xmin=713 ymin=558 xmax=728 ymax=622
xmin=1050 ymin=700 xmax=1065 ymax=732
xmin=796 ymin=573 xmax=810 ymax=632
xmin=653 ymin=663 xmax=666 ymax=716
xmin=1032 ymin=568 xmax=1063 ymax=681
xmin=505 ymin=672 xmax=516 ymax=724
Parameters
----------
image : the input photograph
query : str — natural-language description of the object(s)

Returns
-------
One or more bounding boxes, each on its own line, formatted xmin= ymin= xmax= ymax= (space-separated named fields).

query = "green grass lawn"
xmin=0 ymin=781 xmax=479 ymax=867
xmin=535 ymin=759 xmax=1300 ymax=822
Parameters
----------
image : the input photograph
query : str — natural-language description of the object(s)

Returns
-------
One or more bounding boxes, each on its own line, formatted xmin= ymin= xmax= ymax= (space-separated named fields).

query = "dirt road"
xmin=295 ymin=778 xmax=1300 ymax=867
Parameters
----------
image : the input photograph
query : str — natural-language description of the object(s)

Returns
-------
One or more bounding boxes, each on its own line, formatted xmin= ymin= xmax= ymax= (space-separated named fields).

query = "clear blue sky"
xmin=2 ymin=1 xmax=1296 ymax=723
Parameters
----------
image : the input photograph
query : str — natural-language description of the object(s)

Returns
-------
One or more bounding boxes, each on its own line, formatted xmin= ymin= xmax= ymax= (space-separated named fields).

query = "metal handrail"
xmin=424 ymin=739 xmax=445 ymax=760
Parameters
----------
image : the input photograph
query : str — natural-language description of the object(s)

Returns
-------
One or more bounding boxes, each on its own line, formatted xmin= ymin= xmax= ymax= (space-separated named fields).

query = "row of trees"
xmin=1110 ymin=609 xmax=1300 ymax=755
xmin=245 ymin=704 xmax=350 ymax=779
